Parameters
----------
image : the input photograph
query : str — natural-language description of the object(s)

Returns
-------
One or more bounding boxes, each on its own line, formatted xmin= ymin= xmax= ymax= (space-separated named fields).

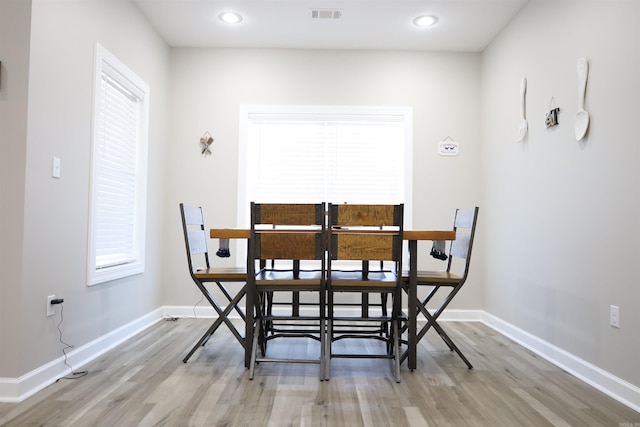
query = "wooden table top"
xmin=210 ymin=228 xmax=251 ymax=239
xmin=210 ymin=228 xmax=455 ymax=240
xmin=402 ymin=230 xmax=456 ymax=240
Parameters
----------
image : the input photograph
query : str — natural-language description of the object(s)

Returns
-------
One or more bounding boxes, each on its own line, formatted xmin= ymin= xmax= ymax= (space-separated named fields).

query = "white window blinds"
xmin=241 ymin=106 xmax=411 ymax=208
xmin=88 ymin=44 xmax=149 ymax=285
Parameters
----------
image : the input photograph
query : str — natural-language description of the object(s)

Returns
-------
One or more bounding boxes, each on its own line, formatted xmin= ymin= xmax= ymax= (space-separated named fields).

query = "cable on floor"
xmin=56 ymin=303 xmax=88 ymax=380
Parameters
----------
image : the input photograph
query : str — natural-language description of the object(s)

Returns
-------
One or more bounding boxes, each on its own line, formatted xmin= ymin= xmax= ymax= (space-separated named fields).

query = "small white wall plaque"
xmin=438 ymin=136 xmax=459 ymax=156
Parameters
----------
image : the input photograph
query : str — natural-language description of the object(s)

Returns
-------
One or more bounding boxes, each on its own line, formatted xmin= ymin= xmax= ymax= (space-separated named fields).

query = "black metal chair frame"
xmin=403 ymin=207 xmax=479 ymax=369
xmin=179 ymin=203 xmax=247 ymax=363
xmin=247 ymin=202 xmax=327 ymax=380
xmin=325 ymin=203 xmax=405 ymax=383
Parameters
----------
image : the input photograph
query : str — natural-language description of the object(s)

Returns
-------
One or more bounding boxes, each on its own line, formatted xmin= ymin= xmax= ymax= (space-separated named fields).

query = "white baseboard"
xmin=160 ymin=305 xmax=222 ymax=319
xmin=162 ymin=305 xmax=483 ymax=322
xmin=2 ymin=306 xmax=639 ymax=414
xmin=481 ymin=311 xmax=640 ymax=413
xmin=0 ymin=308 xmax=162 ymax=403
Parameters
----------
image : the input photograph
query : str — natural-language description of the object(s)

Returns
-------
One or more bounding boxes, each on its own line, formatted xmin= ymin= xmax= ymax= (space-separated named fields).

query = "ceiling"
xmin=133 ymin=0 xmax=529 ymax=52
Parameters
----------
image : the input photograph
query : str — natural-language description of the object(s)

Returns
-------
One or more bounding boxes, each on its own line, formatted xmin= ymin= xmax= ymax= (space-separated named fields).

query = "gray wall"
xmin=163 ymin=48 xmax=483 ymax=308
xmin=0 ymin=0 xmax=32 ymax=378
xmin=481 ymin=0 xmax=640 ymax=386
xmin=0 ymin=0 xmax=171 ymax=378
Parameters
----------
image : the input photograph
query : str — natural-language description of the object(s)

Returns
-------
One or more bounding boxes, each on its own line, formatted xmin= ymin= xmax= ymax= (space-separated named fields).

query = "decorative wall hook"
xmin=199 ymin=131 xmax=213 ymax=156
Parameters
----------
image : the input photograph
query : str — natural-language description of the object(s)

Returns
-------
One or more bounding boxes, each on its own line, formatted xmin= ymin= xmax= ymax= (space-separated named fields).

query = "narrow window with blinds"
xmin=237 ymin=104 xmax=413 ymax=227
xmin=88 ymin=44 xmax=149 ymax=286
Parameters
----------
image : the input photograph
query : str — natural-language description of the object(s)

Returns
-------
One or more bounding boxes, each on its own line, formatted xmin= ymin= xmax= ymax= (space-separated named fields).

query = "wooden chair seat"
xmin=194 ymin=267 xmax=247 ymax=280
xmin=401 ymin=270 xmax=462 ymax=285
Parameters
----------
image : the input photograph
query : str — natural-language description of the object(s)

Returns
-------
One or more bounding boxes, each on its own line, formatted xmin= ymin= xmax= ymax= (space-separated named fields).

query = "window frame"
xmin=236 ymin=104 xmax=413 ymax=266
xmin=87 ymin=43 xmax=150 ymax=286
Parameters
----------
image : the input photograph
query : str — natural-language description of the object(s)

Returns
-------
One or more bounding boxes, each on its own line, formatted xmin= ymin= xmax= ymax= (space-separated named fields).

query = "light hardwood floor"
xmin=1 ymin=318 xmax=638 ymax=426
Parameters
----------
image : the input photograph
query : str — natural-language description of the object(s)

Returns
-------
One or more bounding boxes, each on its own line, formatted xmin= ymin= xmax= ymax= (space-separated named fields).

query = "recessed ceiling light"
xmin=219 ymin=12 xmax=243 ymax=24
xmin=413 ymin=15 xmax=438 ymax=28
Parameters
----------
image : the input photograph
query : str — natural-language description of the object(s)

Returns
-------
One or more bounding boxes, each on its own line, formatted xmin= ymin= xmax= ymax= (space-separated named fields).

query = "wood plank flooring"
xmin=1 ymin=318 xmax=638 ymax=426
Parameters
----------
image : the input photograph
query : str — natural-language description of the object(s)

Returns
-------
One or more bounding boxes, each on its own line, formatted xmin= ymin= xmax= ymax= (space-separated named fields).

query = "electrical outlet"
xmin=609 ymin=305 xmax=620 ymax=328
xmin=47 ymin=295 xmax=56 ymax=317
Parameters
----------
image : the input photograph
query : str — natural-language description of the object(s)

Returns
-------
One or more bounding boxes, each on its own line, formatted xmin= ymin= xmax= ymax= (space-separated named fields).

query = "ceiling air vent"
xmin=311 ymin=9 xmax=342 ymax=20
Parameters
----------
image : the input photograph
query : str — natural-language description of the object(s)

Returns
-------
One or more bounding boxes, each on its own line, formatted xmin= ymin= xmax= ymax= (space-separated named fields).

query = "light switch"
xmin=52 ymin=157 xmax=61 ymax=178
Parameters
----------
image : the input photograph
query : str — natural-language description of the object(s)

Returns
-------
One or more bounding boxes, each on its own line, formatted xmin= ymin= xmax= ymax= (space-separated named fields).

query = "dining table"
xmin=209 ymin=227 xmax=456 ymax=371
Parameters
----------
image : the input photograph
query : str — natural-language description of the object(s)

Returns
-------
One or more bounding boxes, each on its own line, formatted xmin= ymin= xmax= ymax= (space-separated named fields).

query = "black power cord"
xmin=192 ymin=294 xmax=204 ymax=318
xmin=160 ymin=294 xmax=203 ymax=321
xmin=55 ymin=302 xmax=88 ymax=380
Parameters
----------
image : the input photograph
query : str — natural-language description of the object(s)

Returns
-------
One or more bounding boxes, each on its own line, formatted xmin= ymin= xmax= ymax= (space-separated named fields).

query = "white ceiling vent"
xmin=311 ymin=9 xmax=342 ymax=20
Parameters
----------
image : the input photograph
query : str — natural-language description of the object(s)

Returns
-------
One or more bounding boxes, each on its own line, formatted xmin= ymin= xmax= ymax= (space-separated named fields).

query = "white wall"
xmin=481 ymin=0 xmax=640 ymax=387
xmin=0 ymin=0 xmax=32 ymax=378
xmin=164 ymin=48 xmax=483 ymax=308
xmin=3 ymin=0 xmax=171 ymax=378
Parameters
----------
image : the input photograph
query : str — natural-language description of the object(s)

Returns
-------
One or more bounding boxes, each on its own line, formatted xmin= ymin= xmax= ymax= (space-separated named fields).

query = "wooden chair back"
xmin=253 ymin=203 xmax=324 ymax=227
xmin=328 ymin=204 xmax=403 ymax=264
xmin=250 ymin=203 xmax=325 ymax=263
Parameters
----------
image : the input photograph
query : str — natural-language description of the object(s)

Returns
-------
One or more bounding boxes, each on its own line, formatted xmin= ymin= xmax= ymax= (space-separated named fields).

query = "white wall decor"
xmin=575 ymin=57 xmax=590 ymax=140
xmin=438 ymin=136 xmax=459 ymax=156
xmin=517 ymin=77 xmax=528 ymax=142
xmin=545 ymin=97 xmax=560 ymax=128
xmin=200 ymin=131 xmax=213 ymax=156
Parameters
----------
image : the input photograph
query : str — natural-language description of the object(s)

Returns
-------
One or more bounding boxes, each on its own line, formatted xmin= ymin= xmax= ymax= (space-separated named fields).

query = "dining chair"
xmin=326 ymin=203 xmax=404 ymax=383
xmin=402 ymin=206 xmax=479 ymax=369
xmin=248 ymin=202 xmax=326 ymax=380
xmin=179 ymin=203 xmax=247 ymax=362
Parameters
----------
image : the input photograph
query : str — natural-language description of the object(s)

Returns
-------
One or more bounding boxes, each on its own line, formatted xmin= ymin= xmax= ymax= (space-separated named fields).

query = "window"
xmin=237 ymin=104 xmax=413 ymax=224
xmin=87 ymin=44 xmax=149 ymax=286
